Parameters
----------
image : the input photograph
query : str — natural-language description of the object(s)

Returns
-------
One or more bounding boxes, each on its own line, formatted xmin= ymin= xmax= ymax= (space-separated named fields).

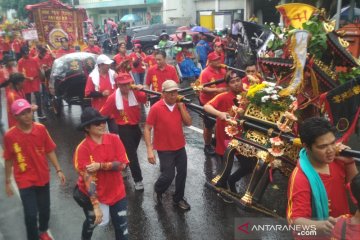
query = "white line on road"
xmin=187 ymin=125 xmax=204 ymax=134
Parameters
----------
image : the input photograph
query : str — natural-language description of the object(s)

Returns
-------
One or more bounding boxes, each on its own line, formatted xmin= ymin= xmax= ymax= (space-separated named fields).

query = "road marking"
xmin=0 ymin=149 xmax=55 ymax=239
xmin=187 ymin=125 xmax=203 ymax=134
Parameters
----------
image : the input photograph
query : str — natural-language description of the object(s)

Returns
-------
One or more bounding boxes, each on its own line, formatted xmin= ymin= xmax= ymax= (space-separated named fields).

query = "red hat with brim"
xmin=208 ymin=52 xmax=221 ymax=62
xmin=215 ymin=41 xmax=223 ymax=47
xmin=116 ymin=73 xmax=133 ymax=84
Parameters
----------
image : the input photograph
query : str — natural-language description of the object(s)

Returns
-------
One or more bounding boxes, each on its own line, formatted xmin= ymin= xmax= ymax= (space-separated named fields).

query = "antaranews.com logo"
xmin=235 ymin=218 xmax=317 ymax=239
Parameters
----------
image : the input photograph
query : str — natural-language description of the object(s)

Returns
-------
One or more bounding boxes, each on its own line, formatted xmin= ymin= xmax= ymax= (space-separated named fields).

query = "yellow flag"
xmin=276 ymin=3 xmax=317 ymax=29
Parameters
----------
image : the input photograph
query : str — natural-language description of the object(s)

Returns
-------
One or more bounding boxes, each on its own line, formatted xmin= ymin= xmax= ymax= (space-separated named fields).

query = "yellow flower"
xmin=246 ymin=83 xmax=267 ymax=98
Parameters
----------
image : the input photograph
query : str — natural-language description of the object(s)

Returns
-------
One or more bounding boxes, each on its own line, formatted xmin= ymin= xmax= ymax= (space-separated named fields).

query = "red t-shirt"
xmin=34 ymin=53 xmax=54 ymax=71
xmin=56 ymin=47 xmax=75 ymax=58
xmin=18 ymin=57 xmax=41 ymax=93
xmin=199 ymin=65 xmax=227 ymax=104
xmin=100 ymin=90 xmax=147 ymax=125
xmin=144 ymin=54 xmax=156 ymax=68
xmin=85 ymin=74 xmax=115 ymax=111
xmin=73 ymin=134 xmax=129 ymax=205
xmin=129 ymin=52 xmax=146 ymax=73
xmin=146 ymin=99 xmax=186 ymax=151
xmin=208 ymin=91 xmax=237 ymax=155
xmin=113 ymin=53 xmax=128 ymax=65
xmin=83 ymin=45 xmax=102 ymax=55
xmin=6 ymin=88 xmax=25 ymax=128
xmin=287 ymin=160 xmax=350 ymax=222
xmin=331 ymin=214 xmax=360 ymax=240
xmin=11 ymin=39 xmax=22 ymax=53
xmin=3 ymin=123 xmax=56 ymax=189
xmin=145 ymin=64 xmax=179 ymax=92
xmin=241 ymin=75 xmax=264 ymax=91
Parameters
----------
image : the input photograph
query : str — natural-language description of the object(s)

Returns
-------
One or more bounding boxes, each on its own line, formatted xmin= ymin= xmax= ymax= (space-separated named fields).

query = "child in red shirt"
xmin=3 ymin=98 xmax=66 ymax=240
xmin=73 ymin=107 xmax=129 ymax=240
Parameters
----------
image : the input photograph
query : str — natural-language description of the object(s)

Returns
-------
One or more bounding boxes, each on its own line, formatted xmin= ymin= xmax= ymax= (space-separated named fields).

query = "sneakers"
xmin=174 ymin=198 xmax=191 ymax=211
xmin=134 ymin=181 xmax=144 ymax=191
xmin=153 ymin=191 xmax=163 ymax=205
xmin=39 ymin=231 xmax=53 ymax=240
xmin=204 ymin=145 xmax=215 ymax=155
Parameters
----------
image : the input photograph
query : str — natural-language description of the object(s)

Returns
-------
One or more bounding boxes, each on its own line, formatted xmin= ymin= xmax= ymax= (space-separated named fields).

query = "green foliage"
xmin=338 ymin=67 xmax=360 ymax=84
xmin=302 ymin=16 xmax=328 ymax=59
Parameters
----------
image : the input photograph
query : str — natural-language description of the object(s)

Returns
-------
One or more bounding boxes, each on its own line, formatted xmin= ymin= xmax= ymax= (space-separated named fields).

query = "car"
xmin=129 ymin=24 xmax=179 ymax=54
xmin=125 ymin=25 xmax=147 ymax=50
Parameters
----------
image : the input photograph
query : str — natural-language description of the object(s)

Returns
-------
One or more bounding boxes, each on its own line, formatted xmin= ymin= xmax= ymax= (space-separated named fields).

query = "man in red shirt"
xmin=100 ymin=73 xmax=147 ymax=191
xmin=214 ymin=41 xmax=225 ymax=64
xmin=18 ymin=46 xmax=45 ymax=119
xmin=34 ymin=45 xmax=55 ymax=108
xmin=204 ymin=71 xmax=242 ymax=157
xmin=83 ymin=36 xmax=102 ymax=54
xmin=11 ymin=34 xmax=24 ymax=61
xmin=287 ymin=117 xmax=358 ymax=238
xmin=145 ymin=50 xmax=179 ymax=105
xmin=73 ymin=107 xmax=129 ymax=240
xmin=4 ymin=98 xmax=66 ymax=240
xmin=129 ymin=44 xmax=146 ymax=84
xmin=241 ymin=64 xmax=263 ymax=91
xmin=199 ymin=52 xmax=227 ymax=155
xmin=144 ymin=80 xmax=192 ymax=210
xmin=113 ymin=42 xmax=128 ymax=68
xmin=55 ymin=37 xmax=75 ymax=58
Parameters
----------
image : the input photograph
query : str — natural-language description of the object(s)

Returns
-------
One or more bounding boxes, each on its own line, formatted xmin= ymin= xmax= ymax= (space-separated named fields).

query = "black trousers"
xmin=19 ymin=183 xmax=50 ymax=240
xmin=228 ymin=156 xmax=255 ymax=192
xmin=25 ymin=92 xmax=43 ymax=116
xmin=118 ymin=124 xmax=143 ymax=182
xmin=155 ymin=147 xmax=187 ymax=202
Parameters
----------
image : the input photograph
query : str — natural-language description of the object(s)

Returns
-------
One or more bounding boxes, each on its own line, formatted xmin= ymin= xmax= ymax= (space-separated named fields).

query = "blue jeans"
xmin=19 ymin=183 xmax=50 ymax=240
xmin=73 ymin=186 xmax=128 ymax=240
xmin=132 ymin=72 xmax=145 ymax=85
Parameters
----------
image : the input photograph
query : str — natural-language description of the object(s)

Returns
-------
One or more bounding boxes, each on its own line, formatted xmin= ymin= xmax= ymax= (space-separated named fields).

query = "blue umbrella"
xmin=191 ymin=26 xmax=210 ymax=33
xmin=120 ymin=14 xmax=142 ymax=22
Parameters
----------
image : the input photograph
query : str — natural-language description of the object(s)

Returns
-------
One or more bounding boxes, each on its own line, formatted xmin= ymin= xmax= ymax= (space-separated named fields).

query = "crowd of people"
xmin=1 ymin=25 xmax=360 ymax=240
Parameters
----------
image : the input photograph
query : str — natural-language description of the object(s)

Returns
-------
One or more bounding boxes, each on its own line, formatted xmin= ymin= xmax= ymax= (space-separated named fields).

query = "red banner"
xmin=27 ymin=0 xmax=86 ymax=49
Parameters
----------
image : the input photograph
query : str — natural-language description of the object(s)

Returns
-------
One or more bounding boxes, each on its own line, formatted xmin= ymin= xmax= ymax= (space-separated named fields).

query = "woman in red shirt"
xmin=0 ymin=73 xmax=27 ymax=128
xmin=73 ymin=107 xmax=129 ymax=240
xmin=100 ymin=73 xmax=147 ymax=191
xmin=129 ymin=44 xmax=146 ymax=85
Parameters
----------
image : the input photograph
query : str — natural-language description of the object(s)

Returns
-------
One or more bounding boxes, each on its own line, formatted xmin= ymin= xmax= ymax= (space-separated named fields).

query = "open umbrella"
xmin=191 ymin=26 xmax=210 ymax=33
xmin=120 ymin=14 xmax=142 ymax=22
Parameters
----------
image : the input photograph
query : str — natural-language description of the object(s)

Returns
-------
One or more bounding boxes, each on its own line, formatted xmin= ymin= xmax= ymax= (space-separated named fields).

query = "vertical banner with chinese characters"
xmin=32 ymin=7 xmax=85 ymax=49
xmin=322 ymin=76 xmax=360 ymax=142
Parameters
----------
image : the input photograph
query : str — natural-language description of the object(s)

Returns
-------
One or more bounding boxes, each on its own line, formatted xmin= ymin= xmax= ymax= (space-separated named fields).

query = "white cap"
xmin=96 ymin=54 xmax=113 ymax=65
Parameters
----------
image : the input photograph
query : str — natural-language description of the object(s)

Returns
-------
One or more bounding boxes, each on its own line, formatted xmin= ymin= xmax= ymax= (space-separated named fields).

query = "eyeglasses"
xmin=92 ymin=121 xmax=106 ymax=126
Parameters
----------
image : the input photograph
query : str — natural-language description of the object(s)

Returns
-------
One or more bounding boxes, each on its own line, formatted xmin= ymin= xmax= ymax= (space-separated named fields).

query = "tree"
xmin=1 ymin=0 xmax=73 ymax=20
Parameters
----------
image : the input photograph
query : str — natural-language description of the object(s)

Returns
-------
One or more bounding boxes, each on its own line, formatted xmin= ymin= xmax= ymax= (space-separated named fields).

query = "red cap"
xmin=11 ymin=99 xmax=31 ymax=115
xmin=116 ymin=73 xmax=133 ymax=84
xmin=215 ymin=41 xmax=224 ymax=47
xmin=134 ymin=43 xmax=142 ymax=48
xmin=207 ymin=52 xmax=221 ymax=62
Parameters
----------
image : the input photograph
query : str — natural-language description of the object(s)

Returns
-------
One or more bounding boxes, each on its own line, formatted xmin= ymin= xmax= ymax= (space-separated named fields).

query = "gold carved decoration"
xmin=244 ymin=104 xmax=282 ymax=126
xmin=245 ymin=130 xmax=268 ymax=145
xmin=313 ymin=59 xmax=338 ymax=80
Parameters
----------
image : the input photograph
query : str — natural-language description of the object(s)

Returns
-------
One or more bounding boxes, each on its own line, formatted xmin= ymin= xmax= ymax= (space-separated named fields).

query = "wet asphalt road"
xmin=1 ymin=85 xmax=360 ymax=240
